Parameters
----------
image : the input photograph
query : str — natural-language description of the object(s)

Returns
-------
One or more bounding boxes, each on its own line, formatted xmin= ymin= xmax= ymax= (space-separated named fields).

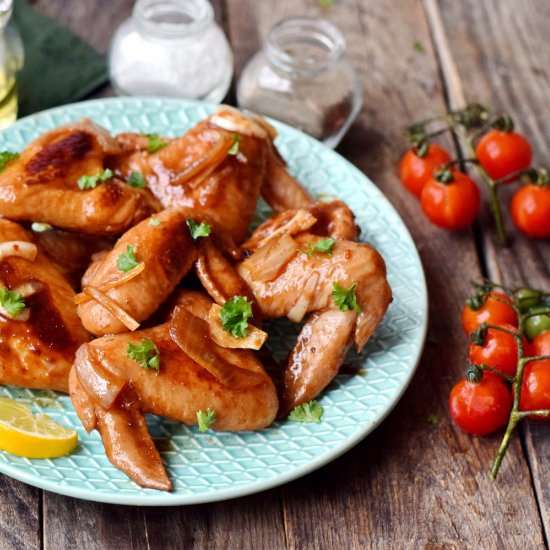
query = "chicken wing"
xmin=0 ymin=220 xmax=89 ymax=392
xmin=0 ymin=119 xmax=158 ymax=235
xmin=70 ymin=291 xmax=278 ymax=491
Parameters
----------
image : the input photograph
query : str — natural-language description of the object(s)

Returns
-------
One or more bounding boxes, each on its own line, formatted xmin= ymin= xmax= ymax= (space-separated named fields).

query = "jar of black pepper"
xmin=236 ymin=16 xmax=362 ymax=148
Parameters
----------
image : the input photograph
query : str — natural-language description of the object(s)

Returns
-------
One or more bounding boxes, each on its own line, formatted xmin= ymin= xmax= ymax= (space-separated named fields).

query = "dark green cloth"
xmin=13 ymin=0 xmax=108 ymax=117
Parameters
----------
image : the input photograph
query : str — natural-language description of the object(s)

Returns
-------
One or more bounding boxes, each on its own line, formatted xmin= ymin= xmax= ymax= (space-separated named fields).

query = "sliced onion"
xmin=210 ymin=107 xmax=268 ymax=139
xmin=0 ymin=304 xmax=29 ymax=322
xmin=12 ymin=281 xmax=43 ymax=298
xmin=75 ymin=262 xmax=145 ymax=305
xmin=287 ymin=272 xmax=320 ymax=323
xmin=207 ymin=304 xmax=267 ymax=350
xmin=169 ymin=306 xmax=266 ymax=390
xmin=254 ymin=210 xmax=317 ymax=250
xmin=171 ymin=132 xmax=232 ymax=188
xmin=0 ymin=241 xmax=37 ymax=261
xmin=75 ymin=345 xmax=125 ymax=410
xmin=83 ymin=286 xmax=140 ymax=331
xmin=240 ymin=233 xmax=298 ymax=283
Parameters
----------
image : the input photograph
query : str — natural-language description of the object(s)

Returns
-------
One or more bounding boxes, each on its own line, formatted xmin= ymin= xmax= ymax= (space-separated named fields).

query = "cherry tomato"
xmin=469 ymin=323 xmax=522 ymax=377
xmin=519 ymin=359 xmax=550 ymax=420
xmin=530 ymin=331 xmax=550 ymax=357
xmin=513 ymin=287 xmax=541 ymax=312
xmin=524 ymin=306 xmax=550 ymax=341
xmin=420 ymin=171 xmax=480 ymax=229
xmin=449 ymin=372 xmax=512 ymax=435
xmin=510 ymin=184 xmax=550 ymax=238
xmin=476 ymin=130 xmax=532 ymax=181
xmin=399 ymin=144 xmax=452 ymax=198
xmin=461 ymin=291 xmax=518 ymax=334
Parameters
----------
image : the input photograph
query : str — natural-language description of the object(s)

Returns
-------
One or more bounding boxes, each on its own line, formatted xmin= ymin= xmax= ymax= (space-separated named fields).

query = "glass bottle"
xmin=0 ymin=0 xmax=22 ymax=129
xmin=108 ymin=0 xmax=233 ymax=103
xmin=237 ymin=17 xmax=362 ymax=148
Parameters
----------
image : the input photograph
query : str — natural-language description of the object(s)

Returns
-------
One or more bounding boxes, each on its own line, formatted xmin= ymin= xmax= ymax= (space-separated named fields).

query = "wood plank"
xmin=0 ymin=476 xmax=40 ymax=550
xmin=434 ymin=0 xmax=550 ymax=541
xmin=226 ymin=0 xmax=544 ymax=547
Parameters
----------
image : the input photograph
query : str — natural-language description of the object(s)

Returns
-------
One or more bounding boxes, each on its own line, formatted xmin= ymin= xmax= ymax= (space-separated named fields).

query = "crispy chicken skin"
xmin=77 ymin=208 xmax=200 ymax=336
xmin=0 ymin=119 xmax=158 ymax=235
xmin=110 ymin=107 xmax=312 ymax=243
xmin=70 ymin=291 xmax=278 ymax=491
xmin=234 ymin=202 xmax=392 ymax=413
xmin=0 ymin=220 xmax=89 ymax=392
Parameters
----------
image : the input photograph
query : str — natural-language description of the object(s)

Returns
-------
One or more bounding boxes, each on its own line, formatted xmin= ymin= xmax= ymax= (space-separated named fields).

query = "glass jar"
xmin=237 ymin=17 xmax=362 ymax=148
xmin=0 ymin=0 xmax=22 ymax=128
xmin=108 ymin=0 xmax=233 ymax=102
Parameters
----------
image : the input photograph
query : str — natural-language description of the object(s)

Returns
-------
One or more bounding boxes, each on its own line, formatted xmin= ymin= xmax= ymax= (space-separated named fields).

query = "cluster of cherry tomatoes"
xmin=449 ymin=288 xmax=550 ymax=436
xmin=399 ymin=126 xmax=550 ymax=238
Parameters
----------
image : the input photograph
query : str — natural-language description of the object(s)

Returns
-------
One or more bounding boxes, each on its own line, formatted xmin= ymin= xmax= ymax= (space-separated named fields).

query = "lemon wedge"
xmin=0 ymin=397 xmax=77 ymax=458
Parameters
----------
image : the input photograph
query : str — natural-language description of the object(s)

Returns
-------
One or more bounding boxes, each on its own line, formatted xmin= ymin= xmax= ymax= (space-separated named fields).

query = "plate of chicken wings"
xmin=0 ymin=97 xmax=427 ymax=505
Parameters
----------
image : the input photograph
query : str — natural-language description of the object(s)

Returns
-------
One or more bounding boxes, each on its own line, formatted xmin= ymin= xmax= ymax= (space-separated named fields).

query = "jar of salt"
xmin=108 ymin=0 xmax=232 ymax=102
xmin=236 ymin=17 xmax=362 ymax=148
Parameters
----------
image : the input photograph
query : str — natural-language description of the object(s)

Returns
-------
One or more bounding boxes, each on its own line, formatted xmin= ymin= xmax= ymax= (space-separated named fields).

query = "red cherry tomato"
xmin=469 ymin=323 xmax=523 ymax=377
xmin=449 ymin=372 xmax=512 ymax=435
xmin=461 ymin=291 xmax=518 ymax=334
xmin=420 ymin=171 xmax=480 ymax=229
xmin=510 ymin=184 xmax=550 ymax=238
xmin=519 ymin=359 xmax=550 ymax=420
xmin=530 ymin=331 xmax=550 ymax=357
xmin=399 ymin=144 xmax=452 ymax=198
xmin=476 ymin=130 xmax=532 ymax=181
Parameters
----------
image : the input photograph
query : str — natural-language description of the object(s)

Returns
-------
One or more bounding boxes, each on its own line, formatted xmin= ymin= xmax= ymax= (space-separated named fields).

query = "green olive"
xmin=513 ymin=288 xmax=541 ymax=312
xmin=524 ymin=306 xmax=550 ymax=341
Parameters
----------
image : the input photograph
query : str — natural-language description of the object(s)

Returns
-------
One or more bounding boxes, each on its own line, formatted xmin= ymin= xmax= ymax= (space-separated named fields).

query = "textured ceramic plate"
xmin=0 ymin=98 xmax=427 ymax=505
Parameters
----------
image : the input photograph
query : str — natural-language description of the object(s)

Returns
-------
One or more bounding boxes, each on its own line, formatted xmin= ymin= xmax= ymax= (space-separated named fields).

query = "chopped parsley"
xmin=31 ymin=222 xmax=53 ymax=233
xmin=219 ymin=295 xmax=253 ymax=338
xmin=145 ymin=133 xmax=168 ymax=153
xmin=127 ymin=171 xmax=147 ymax=189
xmin=187 ymin=218 xmax=211 ymax=240
xmin=0 ymin=288 xmax=26 ymax=318
xmin=228 ymin=134 xmax=241 ymax=155
xmin=0 ymin=151 xmax=19 ymax=171
xmin=127 ymin=339 xmax=160 ymax=371
xmin=332 ymin=282 xmax=361 ymax=313
xmin=197 ymin=408 xmax=217 ymax=432
xmin=288 ymin=400 xmax=324 ymax=423
xmin=148 ymin=217 xmax=160 ymax=227
xmin=77 ymin=168 xmax=113 ymax=190
xmin=304 ymin=237 xmax=335 ymax=257
xmin=117 ymin=245 xmax=139 ymax=272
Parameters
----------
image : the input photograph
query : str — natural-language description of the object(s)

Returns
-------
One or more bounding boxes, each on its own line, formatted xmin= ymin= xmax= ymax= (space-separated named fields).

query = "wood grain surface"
xmin=0 ymin=1 xmax=548 ymax=549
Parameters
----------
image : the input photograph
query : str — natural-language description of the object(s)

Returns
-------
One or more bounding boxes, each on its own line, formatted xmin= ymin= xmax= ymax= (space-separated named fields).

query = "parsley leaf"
xmin=332 ymin=282 xmax=361 ymax=313
xmin=127 ymin=339 xmax=160 ymax=371
xmin=148 ymin=217 xmax=160 ymax=227
xmin=0 ymin=288 xmax=26 ymax=318
xmin=31 ymin=222 xmax=53 ymax=233
xmin=288 ymin=400 xmax=324 ymax=423
xmin=196 ymin=408 xmax=217 ymax=432
xmin=77 ymin=168 xmax=113 ymax=190
xmin=304 ymin=237 xmax=335 ymax=257
xmin=187 ymin=218 xmax=211 ymax=240
xmin=0 ymin=151 xmax=19 ymax=172
xmin=127 ymin=171 xmax=147 ymax=189
xmin=228 ymin=134 xmax=241 ymax=155
xmin=145 ymin=133 xmax=168 ymax=153
xmin=117 ymin=245 xmax=139 ymax=272
xmin=219 ymin=295 xmax=253 ymax=338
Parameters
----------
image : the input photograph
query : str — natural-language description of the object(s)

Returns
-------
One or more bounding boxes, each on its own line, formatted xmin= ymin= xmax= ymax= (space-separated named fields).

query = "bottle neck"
xmin=134 ymin=0 xmax=213 ymax=40
xmin=266 ymin=17 xmax=345 ymax=78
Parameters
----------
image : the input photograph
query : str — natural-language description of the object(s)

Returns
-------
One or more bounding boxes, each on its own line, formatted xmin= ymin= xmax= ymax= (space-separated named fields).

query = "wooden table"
xmin=2 ymin=1 xmax=550 ymax=548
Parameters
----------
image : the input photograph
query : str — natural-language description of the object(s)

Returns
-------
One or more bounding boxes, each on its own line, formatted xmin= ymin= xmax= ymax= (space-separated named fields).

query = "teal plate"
xmin=0 ymin=98 xmax=427 ymax=506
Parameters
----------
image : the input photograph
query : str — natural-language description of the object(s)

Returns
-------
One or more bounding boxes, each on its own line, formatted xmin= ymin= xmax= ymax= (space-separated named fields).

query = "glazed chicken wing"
xmin=111 ymin=107 xmax=312 ymax=243
xmin=70 ymin=291 xmax=278 ymax=491
xmin=0 ymin=220 xmax=89 ymax=392
xmin=0 ymin=119 xmax=158 ymax=235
